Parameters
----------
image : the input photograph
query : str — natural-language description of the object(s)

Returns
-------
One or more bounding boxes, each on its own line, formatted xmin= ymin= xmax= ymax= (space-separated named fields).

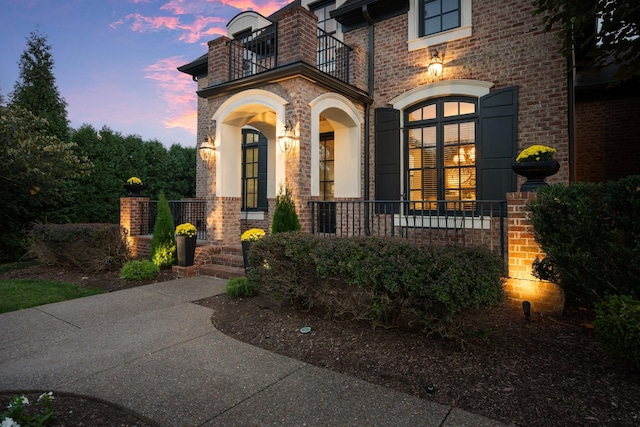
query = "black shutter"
xmin=375 ymin=108 xmax=401 ymax=202
xmin=257 ymin=133 xmax=268 ymax=211
xmin=477 ymin=86 xmax=518 ymax=201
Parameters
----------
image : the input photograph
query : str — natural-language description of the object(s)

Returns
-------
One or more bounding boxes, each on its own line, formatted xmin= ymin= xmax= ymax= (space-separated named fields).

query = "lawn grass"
xmin=0 ymin=279 xmax=104 ymax=314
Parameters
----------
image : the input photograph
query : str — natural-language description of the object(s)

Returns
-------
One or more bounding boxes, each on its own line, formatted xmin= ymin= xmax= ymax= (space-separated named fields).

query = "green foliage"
xmin=27 ymin=223 xmax=130 ymax=272
xmin=249 ymin=234 xmax=504 ymax=334
xmin=595 ymin=295 xmax=640 ymax=372
xmin=528 ymin=176 xmax=640 ymax=304
xmin=120 ymin=260 xmax=160 ymax=281
xmin=0 ymin=279 xmax=104 ymax=314
xmin=1 ymin=392 xmax=55 ymax=426
xmin=10 ymin=30 xmax=70 ymax=141
xmin=271 ymin=186 xmax=301 ymax=234
xmin=225 ymin=276 xmax=260 ymax=298
xmin=0 ymin=106 xmax=92 ymax=262
xmin=149 ymin=192 xmax=176 ymax=267
xmin=534 ymin=0 xmax=640 ymax=81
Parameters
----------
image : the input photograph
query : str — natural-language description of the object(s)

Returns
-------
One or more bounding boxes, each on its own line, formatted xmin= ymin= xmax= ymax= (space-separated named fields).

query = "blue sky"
xmin=0 ymin=0 xmax=289 ymax=147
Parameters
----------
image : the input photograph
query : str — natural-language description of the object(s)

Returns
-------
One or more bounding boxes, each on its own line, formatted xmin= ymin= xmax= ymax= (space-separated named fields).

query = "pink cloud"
xmin=144 ymin=57 xmax=197 ymax=132
xmin=217 ymin=0 xmax=290 ymax=16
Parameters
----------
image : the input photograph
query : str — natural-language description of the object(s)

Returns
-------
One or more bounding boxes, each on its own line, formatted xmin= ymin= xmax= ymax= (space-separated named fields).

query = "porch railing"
xmin=317 ymin=28 xmax=351 ymax=82
xmin=142 ymin=200 xmax=207 ymax=240
xmin=309 ymin=200 xmax=507 ymax=258
xmin=228 ymin=24 xmax=278 ymax=81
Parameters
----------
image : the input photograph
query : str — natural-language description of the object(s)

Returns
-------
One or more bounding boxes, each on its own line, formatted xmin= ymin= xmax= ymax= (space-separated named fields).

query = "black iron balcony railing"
xmin=142 ymin=200 xmax=207 ymax=240
xmin=309 ymin=200 xmax=507 ymax=258
xmin=317 ymin=28 xmax=351 ymax=82
xmin=228 ymin=24 xmax=278 ymax=81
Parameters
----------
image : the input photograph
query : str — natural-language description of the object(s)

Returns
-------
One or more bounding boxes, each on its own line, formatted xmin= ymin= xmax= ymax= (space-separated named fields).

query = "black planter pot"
xmin=241 ymin=241 xmax=252 ymax=272
xmin=511 ymin=160 xmax=560 ymax=192
xmin=123 ymin=183 xmax=147 ymax=197
xmin=176 ymin=235 xmax=197 ymax=267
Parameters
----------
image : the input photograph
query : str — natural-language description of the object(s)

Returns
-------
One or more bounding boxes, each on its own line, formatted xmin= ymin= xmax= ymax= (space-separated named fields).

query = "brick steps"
xmin=199 ymin=263 xmax=245 ymax=280
xmin=198 ymin=245 xmax=245 ymax=279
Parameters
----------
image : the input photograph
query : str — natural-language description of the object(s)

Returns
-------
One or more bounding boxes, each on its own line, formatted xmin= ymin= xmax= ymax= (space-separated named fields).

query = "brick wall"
xmin=504 ymin=192 xmax=564 ymax=315
xmin=575 ymin=94 xmax=640 ymax=182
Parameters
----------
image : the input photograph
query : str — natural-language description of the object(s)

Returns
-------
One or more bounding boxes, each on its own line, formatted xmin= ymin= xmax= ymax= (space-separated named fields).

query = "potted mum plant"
xmin=512 ymin=145 xmax=560 ymax=192
xmin=175 ymin=222 xmax=198 ymax=267
xmin=240 ymin=228 xmax=265 ymax=272
xmin=124 ymin=176 xmax=147 ymax=197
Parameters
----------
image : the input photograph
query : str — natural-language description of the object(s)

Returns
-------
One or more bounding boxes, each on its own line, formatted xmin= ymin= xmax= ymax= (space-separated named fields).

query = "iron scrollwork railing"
xmin=143 ymin=200 xmax=207 ymax=240
xmin=309 ymin=200 xmax=507 ymax=258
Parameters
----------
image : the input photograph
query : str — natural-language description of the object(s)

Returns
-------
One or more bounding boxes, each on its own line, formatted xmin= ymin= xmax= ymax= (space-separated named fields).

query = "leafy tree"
xmin=0 ymin=106 xmax=91 ymax=261
xmin=10 ymin=30 xmax=70 ymax=141
xmin=271 ymin=185 xmax=301 ymax=233
xmin=149 ymin=192 xmax=176 ymax=267
xmin=534 ymin=0 xmax=640 ymax=80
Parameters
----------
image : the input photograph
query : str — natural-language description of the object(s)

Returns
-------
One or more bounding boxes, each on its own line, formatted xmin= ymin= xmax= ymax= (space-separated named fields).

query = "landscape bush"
xmin=27 ymin=223 xmax=130 ymax=271
xmin=270 ymin=185 xmax=301 ymax=233
xmin=594 ymin=295 xmax=640 ymax=372
xmin=225 ymin=276 xmax=259 ymax=298
xmin=149 ymin=192 xmax=176 ymax=268
xmin=119 ymin=260 xmax=159 ymax=281
xmin=248 ymin=234 xmax=504 ymax=334
xmin=528 ymin=175 xmax=640 ymax=304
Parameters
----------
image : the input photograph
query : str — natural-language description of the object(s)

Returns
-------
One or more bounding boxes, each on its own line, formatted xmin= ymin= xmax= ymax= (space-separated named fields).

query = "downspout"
xmin=567 ymin=40 xmax=576 ymax=183
xmin=363 ymin=4 xmax=374 ymax=202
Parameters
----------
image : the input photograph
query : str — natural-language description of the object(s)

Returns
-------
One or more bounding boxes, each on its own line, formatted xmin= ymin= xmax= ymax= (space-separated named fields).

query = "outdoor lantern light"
xmin=278 ymin=121 xmax=297 ymax=153
xmin=199 ymin=134 xmax=216 ymax=165
xmin=427 ymin=51 xmax=443 ymax=78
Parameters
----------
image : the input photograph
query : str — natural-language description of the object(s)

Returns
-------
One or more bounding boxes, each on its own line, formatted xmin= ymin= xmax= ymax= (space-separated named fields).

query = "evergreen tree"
xmin=10 ymin=30 xmax=70 ymax=141
xmin=271 ymin=185 xmax=301 ymax=233
xmin=149 ymin=192 xmax=176 ymax=267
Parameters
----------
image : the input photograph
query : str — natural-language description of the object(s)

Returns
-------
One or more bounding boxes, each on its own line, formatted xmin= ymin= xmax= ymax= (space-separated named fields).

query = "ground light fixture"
xmin=523 ymin=300 xmax=531 ymax=320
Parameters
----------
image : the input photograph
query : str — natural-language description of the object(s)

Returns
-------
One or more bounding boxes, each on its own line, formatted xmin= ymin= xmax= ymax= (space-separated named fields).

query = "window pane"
xmin=424 ymin=17 xmax=441 ymax=35
xmin=408 ymin=110 xmax=421 ymax=122
xmin=422 ymin=104 xmax=436 ymax=120
xmin=459 ymin=122 xmax=475 ymax=143
xmin=422 ymin=146 xmax=436 ymax=168
xmin=422 ymin=169 xmax=437 ymax=200
xmin=443 ymin=123 xmax=459 ymax=144
xmin=442 ymin=0 xmax=458 ymax=13
xmin=442 ymin=11 xmax=459 ymax=31
xmin=423 ymin=126 xmax=436 ymax=145
xmin=459 ymin=102 xmax=475 ymax=115
xmin=444 ymin=101 xmax=458 ymax=117
xmin=425 ymin=1 xmax=441 ymax=16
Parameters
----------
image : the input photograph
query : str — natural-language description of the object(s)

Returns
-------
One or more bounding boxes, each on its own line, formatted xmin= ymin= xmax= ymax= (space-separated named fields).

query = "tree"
xmin=271 ymin=185 xmax=301 ymax=233
xmin=0 ymin=106 xmax=91 ymax=261
xmin=149 ymin=192 xmax=176 ymax=268
xmin=534 ymin=0 xmax=640 ymax=80
xmin=10 ymin=30 xmax=70 ymax=141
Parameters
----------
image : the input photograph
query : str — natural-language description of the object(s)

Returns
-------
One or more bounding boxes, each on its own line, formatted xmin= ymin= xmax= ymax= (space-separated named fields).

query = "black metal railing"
xmin=228 ymin=24 xmax=278 ymax=81
xmin=143 ymin=200 xmax=207 ymax=240
xmin=309 ymin=200 xmax=507 ymax=258
xmin=317 ymin=28 xmax=350 ymax=82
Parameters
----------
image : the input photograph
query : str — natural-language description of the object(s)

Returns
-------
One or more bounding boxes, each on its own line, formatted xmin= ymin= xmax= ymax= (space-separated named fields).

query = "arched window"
xmin=405 ymin=97 xmax=477 ymax=209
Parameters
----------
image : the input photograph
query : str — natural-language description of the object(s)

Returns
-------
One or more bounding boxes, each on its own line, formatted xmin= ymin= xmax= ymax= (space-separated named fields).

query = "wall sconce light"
xmin=427 ymin=50 xmax=443 ymax=78
xmin=199 ymin=133 xmax=216 ymax=165
xmin=278 ymin=121 xmax=297 ymax=153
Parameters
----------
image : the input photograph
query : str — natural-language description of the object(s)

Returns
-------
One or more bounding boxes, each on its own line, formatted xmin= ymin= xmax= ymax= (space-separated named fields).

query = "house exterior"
xmin=141 ymin=0 xmax=637 ymax=313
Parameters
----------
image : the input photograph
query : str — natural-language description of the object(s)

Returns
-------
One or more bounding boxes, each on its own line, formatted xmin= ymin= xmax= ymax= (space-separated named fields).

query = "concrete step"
xmin=199 ymin=264 xmax=245 ymax=280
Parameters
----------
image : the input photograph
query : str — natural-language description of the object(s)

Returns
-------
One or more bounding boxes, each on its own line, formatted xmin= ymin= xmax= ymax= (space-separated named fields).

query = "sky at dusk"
xmin=0 ymin=0 xmax=290 ymax=147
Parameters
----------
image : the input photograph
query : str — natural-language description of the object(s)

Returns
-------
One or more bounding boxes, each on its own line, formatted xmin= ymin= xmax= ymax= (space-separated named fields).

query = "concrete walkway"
xmin=0 ymin=277 xmax=508 ymax=426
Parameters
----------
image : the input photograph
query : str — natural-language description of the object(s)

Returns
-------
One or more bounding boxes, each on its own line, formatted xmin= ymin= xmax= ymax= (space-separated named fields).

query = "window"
xmin=408 ymin=0 xmax=471 ymax=52
xmin=319 ymin=132 xmax=335 ymax=201
xmin=311 ymin=0 xmax=338 ymax=35
xmin=241 ymin=129 xmax=268 ymax=211
xmin=405 ymin=98 xmax=477 ymax=209
xmin=421 ymin=0 xmax=460 ymax=37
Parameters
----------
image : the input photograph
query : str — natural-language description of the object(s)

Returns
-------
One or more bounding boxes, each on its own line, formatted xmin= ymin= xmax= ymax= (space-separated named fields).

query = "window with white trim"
xmin=408 ymin=0 xmax=471 ymax=52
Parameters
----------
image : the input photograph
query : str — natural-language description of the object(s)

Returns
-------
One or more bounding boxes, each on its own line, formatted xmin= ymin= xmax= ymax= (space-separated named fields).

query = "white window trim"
xmin=241 ymin=211 xmax=265 ymax=221
xmin=408 ymin=0 xmax=472 ymax=52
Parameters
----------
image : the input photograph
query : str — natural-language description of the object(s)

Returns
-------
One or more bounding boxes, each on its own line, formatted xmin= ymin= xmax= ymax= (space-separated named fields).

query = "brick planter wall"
xmin=504 ymin=192 xmax=565 ymax=316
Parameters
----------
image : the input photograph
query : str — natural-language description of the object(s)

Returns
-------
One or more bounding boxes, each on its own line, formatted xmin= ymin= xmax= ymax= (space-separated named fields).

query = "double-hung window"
xmin=405 ymin=97 xmax=477 ymax=210
xmin=420 ymin=0 xmax=460 ymax=37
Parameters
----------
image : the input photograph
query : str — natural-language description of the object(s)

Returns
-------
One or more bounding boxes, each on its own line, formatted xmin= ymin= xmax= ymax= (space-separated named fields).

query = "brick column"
xmin=505 ymin=192 xmax=565 ymax=316
xmin=276 ymin=6 xmax=318 ymax=66
xmin=120 ymin=197 xmax=149 ymax=237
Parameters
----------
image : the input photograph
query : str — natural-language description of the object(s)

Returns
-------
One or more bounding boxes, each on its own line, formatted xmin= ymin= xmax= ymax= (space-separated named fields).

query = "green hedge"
xmin=528 ymin=175 xmax=640 ymax=303
xmin=595 ymin=295 xmax=640 ymax=372
xmin=120 ymin=260 xmax=159 ymax=281
xmin=247 ymin=233 xmax=504 ymax=334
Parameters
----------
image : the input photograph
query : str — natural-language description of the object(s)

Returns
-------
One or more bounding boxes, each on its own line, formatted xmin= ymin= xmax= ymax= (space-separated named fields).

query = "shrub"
xmin=149 ymin=192 xmax=176 ymax=268
xmin=120 ymin=260 xmax=159 ymax=281
xmin=271 ymin=185 xmax=301 ymax=234
xmin=528 ymin=176 xmax=640 ymax=304
xmin=594 ymin=295 xmax=640 ymax=372
xmin=250 ymin=233 xmax=505 ymax=334
xmin=27 ymin=223 xmax=130 ymax=271
xmin=225 ymin=276 xmax=259 ymax=298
